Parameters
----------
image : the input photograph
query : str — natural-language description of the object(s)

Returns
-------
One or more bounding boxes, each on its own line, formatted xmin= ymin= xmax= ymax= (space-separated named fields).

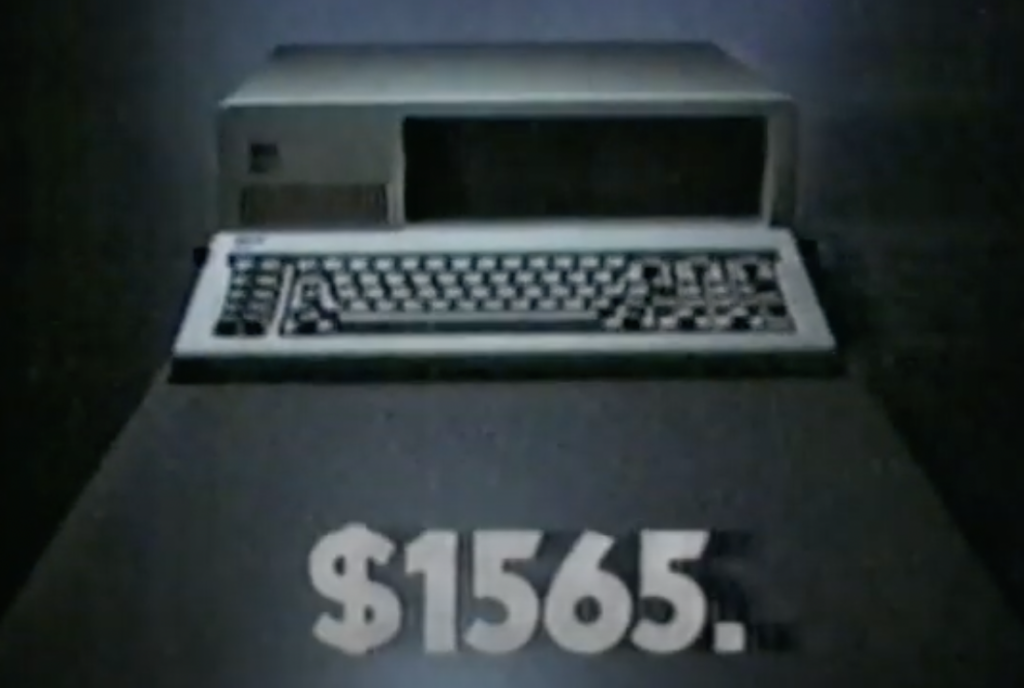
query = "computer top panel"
xmin=216 ymin=43 xmax=798 ymax=231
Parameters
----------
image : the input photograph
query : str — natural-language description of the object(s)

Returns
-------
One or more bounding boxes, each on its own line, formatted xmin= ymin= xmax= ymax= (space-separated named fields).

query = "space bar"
xmin=338 ymin=311 xmax=600 ymax=333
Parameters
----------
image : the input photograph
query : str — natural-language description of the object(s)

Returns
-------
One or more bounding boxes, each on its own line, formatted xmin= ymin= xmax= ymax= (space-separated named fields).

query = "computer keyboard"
xmin=173 ymin=224 xmax=836 ymax=377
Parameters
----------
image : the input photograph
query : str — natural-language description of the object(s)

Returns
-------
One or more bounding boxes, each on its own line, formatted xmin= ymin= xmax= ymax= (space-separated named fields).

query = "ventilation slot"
xmin=239 ymin=184 xmax=389 ymax=226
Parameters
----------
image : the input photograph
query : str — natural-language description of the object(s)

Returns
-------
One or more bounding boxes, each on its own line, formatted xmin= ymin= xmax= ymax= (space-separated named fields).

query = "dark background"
xmin=4 ymin=0 xmax=1024 ymax=619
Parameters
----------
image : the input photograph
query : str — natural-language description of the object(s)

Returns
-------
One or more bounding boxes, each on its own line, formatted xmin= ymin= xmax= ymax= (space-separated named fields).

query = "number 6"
xmin=543 ymin=531 xmax=633 ymax=654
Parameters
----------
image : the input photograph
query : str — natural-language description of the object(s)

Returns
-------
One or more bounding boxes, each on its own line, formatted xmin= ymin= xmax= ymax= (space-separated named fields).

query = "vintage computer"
xmin=172 ymin=43 xmax=836 ymax=376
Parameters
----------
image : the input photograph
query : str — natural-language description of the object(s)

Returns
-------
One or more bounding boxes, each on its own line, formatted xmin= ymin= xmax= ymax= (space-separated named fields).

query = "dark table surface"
xmin=1 ymin=369 xmax=1023 ymax=686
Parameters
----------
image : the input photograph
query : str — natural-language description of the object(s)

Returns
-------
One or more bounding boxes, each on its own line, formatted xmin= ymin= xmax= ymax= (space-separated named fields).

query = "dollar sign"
xmin=309 ymin=523 xmax=402 ymax=654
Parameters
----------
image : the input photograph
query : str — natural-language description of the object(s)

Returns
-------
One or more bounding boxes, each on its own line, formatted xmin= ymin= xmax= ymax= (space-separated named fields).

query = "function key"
xmin=755 ymin=261 xmax=777 ymax=281
xmin=528 ymin=256 xmax=549 ymax=270
xmin=425 ymin=256 xmax=448 ymax=272
xmin=230 ymin=256 xmax=256 ymax=271
xmin=254 ymin=273 xmax=280 ymax=288
xmin=643 ymin=261 xmax=672 ymax=282
xmin=725 ymin=258 xmax=750 ymax=278
xmin=704 ymin=263 xmax=725 ymax=283
xmin=258 ymin=257 xmax=283 ymax=271
xmin=297 ymin=257 xmax=321 ymax=273
xmin=400 ymin=256 xmax=421 ymax=271
xmin=323 ymin=257 xmax=344 ymax=272
xmin=674 ymin=260 xmax=697 ymax=280
xmin=687 ymin=255 xmax=713 ymax=271
xmin=373 ymin=257 xmax=395 ymax=272
xmin=554 ymin=255 xmax=576 ymax=270
xmin=250 ymin=288 xmax=277 ymax=301
xmin=219 ymin=299 xmax=242 ymax=317
xmin=603 ymin=255 xmax=627 ymax=270
xmin=224 ymin=287 xmax=248 ymax=303
xmin=451 ymin=256 xmax=473 ymax=271
xmin=579 ymin=255 xmax=601 ymax=270
xmin=476 ymin=256 xmax=499 ymax=271
xmin=501 ymin=256 xmax=525 ymax=271
xmin=350 ymin=257 xmax=370 ymax=272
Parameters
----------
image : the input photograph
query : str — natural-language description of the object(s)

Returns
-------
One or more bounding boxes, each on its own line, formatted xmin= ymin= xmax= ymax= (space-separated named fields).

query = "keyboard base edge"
xmin=169 ymin=351 xmax=845 ymax=384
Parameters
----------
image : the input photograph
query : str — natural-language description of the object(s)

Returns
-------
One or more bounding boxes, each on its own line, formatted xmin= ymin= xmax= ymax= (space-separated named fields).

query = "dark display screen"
xmin=403 ymin=116 xmax=766 ymax=221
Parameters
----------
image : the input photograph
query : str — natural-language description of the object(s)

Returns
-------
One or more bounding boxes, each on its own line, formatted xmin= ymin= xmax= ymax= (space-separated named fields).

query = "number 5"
xmin=464 ymin=531 xmax=544 ymax=654
xmin=631 ymin=530 xmax=710 ymax=653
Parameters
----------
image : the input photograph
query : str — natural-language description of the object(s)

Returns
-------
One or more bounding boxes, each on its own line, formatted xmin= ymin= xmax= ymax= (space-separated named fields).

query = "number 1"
xmin=405 ymin=531 xmax=459 ymax=654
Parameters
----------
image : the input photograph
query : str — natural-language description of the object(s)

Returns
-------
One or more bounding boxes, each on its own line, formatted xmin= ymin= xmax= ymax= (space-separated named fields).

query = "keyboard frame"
xmin=173 ymin=223 xmax=836 ymax=365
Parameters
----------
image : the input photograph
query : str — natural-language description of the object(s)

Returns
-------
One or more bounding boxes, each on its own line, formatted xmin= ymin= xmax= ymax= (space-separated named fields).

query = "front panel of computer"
xmin=217 ymin=100 xmax=797 ymax=231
